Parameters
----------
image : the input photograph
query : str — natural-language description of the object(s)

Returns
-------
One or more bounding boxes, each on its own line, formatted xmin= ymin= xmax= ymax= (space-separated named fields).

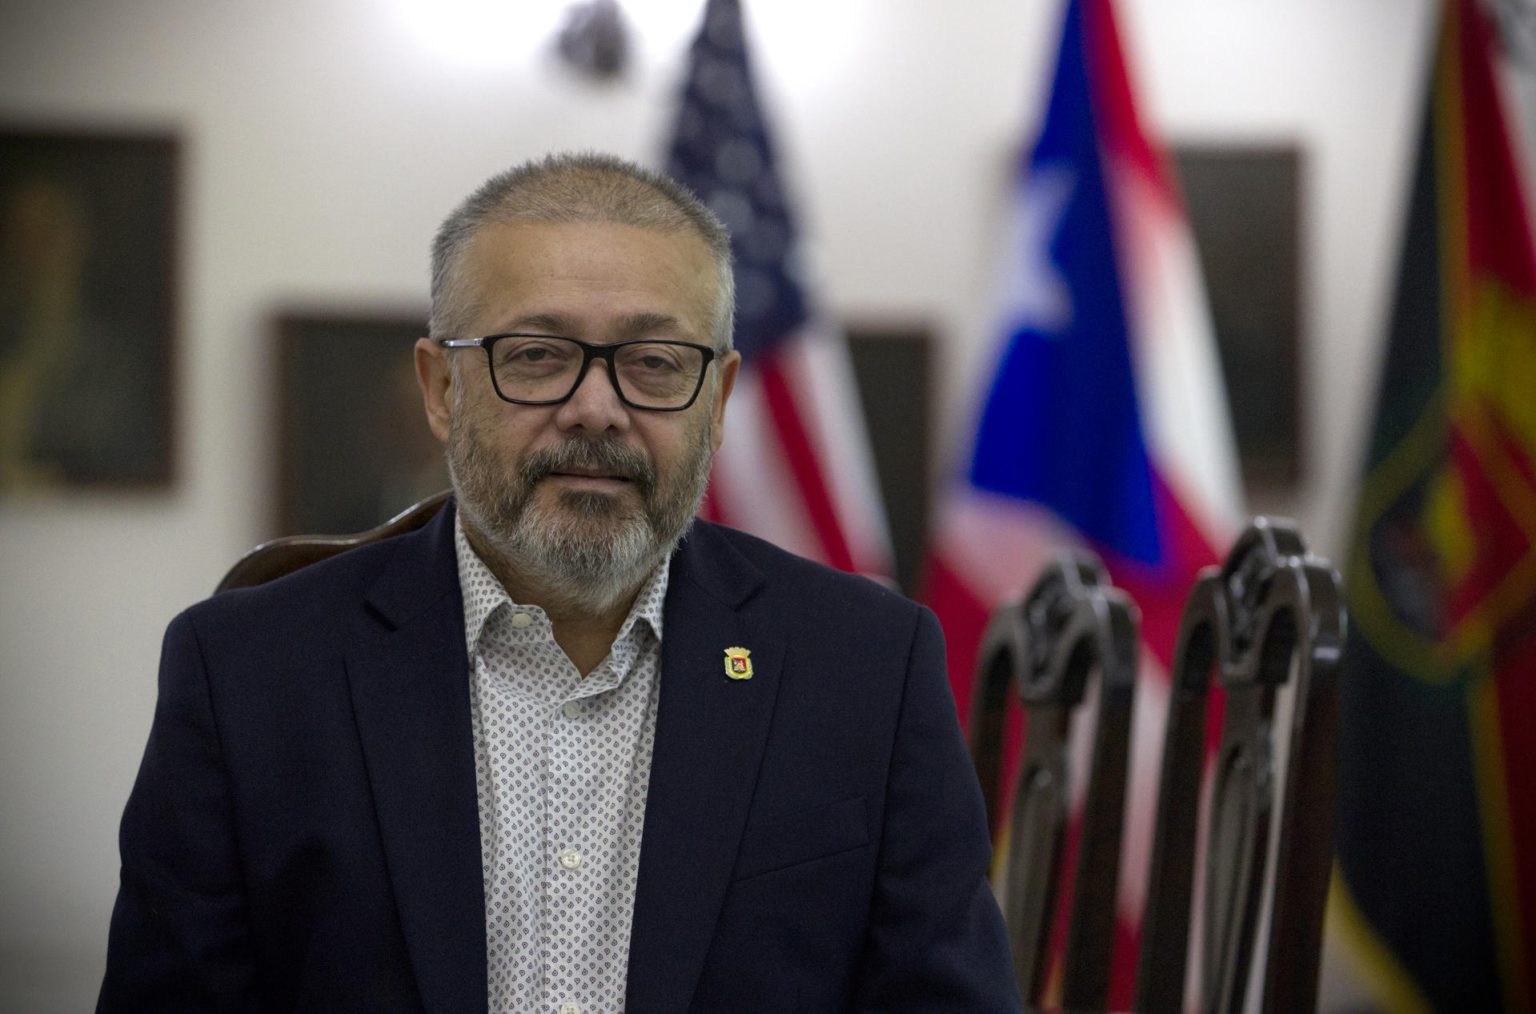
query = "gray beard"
xmin=447 ymin=415 xmax=712 ymax=614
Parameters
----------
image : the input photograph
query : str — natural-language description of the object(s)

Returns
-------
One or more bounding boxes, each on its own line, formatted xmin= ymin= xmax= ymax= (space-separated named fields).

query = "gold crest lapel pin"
xmin=723 ymin=646 xmax=753 ymax=680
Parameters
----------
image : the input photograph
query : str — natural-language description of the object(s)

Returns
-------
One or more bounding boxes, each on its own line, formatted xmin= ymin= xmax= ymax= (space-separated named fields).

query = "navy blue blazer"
xmin=100 ymin=502 xmax=1019 ymax=1012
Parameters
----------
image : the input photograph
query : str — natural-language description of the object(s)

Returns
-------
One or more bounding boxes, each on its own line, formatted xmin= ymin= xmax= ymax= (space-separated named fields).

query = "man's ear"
xmin=414 ymin=338 xmax=453 ymax=444
xmin=708 ymin=350 xmax=741 ymax=455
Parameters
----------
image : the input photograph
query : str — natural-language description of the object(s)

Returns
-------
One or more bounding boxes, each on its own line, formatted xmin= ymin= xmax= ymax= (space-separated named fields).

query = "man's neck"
xmin=462 ymin=519 xmax=643 ymax=678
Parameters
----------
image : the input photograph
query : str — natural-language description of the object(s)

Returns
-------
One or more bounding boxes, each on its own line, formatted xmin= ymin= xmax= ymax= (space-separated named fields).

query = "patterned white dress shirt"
xmin=455 ymin=517 xmax=666 ymax=1014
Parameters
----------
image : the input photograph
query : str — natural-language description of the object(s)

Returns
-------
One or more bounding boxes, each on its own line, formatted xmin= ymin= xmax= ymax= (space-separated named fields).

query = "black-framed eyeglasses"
xmin=437 ymin=333 xmax=718 ymax=412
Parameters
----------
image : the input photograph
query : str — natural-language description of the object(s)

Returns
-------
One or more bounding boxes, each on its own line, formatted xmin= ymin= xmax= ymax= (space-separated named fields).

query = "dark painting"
xmin=1175 ymin=144 xmax=1303 ymax=489
xmin=0 ymin=129 xmax=178 ymax=490
xmin=276 ymin=313 xmax=447 ymax=536
xmin=847 ymin=325 xmax=931 ymax=594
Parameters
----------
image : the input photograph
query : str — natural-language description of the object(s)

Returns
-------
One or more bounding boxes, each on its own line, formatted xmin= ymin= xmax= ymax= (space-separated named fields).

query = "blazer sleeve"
xmin=852 ymin=606 xmax=1022 ymax=1012
xmin=98 ymin=612 xmax=259 ymax=1012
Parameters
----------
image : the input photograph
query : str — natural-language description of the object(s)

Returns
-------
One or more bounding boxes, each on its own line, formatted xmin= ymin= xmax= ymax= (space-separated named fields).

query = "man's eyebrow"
xmin=613 ymin=313 xmax=690 ymax=340
xmin=490 ymin=311 xmax=697 ymax=341
xmin=496 ymin=312 xmax=574 ymax=335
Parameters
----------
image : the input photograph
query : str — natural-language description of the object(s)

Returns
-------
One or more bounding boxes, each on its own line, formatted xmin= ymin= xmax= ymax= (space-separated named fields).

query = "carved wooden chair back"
xmin=216 ymin=491 xmax=451 ymax=593
xmin=1134 ymin=517 xmax=1345 ymax=1014
xmin=968 ymin=553 xmax=1139 ymax=1011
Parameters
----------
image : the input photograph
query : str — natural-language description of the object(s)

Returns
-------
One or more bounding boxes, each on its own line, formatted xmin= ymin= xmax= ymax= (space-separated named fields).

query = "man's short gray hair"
xmin=429 ymin=152 xmax=735 ymax=352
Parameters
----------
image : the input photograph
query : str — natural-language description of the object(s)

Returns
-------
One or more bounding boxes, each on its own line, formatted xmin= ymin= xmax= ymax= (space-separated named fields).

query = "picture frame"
xmin=845 ymin=324 xmax=932 ymax=594
xmin=0 ymin=127 xmax=179 ymax=491
xmin=275 ymin=311 xmax=448 ymax=537
xmin=1174 ymin=143 xmax=1304 ymax=491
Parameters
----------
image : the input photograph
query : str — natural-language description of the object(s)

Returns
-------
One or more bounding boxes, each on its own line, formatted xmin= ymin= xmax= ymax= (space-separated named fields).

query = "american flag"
xmin=664 ymin=0 xmax=892 ymax=577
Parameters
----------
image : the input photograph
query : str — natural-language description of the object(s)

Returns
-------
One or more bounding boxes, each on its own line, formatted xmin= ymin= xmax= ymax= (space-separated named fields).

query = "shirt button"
xmin=510 ymin=611 xmax=533 ymax=628
xmin=558 ymin=847 xmax=582 ymax=870
xmin=562 ymin=700 xmax=582 ymax=719
xmin=559 ymin=1004 xmax=581 ymax=1014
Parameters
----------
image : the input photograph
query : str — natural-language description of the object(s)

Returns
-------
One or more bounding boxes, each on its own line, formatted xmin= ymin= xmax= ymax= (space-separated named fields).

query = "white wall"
xmin=0 ymin=0 xmax=1453 ymax=1007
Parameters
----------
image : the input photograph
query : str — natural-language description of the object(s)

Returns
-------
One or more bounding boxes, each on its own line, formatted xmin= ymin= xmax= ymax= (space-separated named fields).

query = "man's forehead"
xmin=465 ymin=217 xmax=713 ymax=264
xmin=458 ymin=219 xmax=719 ymax=331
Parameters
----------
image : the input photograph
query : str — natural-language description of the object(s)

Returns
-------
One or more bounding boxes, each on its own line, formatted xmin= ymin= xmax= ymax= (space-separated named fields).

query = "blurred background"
xmin=2 ymin=0 xmax=1533 ymax=1009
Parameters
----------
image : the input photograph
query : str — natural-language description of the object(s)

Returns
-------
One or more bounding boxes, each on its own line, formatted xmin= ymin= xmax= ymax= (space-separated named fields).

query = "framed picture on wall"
xmin=1173 ymin=143 xmax=1303 ymax=491
xmin=275 ymin=312 xmax=447 ymax=537
xmin=845 ymin=323 xmax=932 ymax=595
xmin=0 ymin=128 xmax=179 ymax=491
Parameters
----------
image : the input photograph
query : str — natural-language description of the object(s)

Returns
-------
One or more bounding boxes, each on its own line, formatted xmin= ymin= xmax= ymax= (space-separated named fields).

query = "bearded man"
xmin=100 ymin=153 xmax=1018 ymax=1013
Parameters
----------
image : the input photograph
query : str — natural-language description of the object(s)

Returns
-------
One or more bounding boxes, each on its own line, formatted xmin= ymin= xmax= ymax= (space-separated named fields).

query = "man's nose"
xmin=554 ymin=358 xmax=630 ymax=433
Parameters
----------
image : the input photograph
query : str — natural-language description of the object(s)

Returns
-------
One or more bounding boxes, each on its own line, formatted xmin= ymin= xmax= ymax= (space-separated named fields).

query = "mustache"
xmin=519 ymin=438 xmax=656 ymax=493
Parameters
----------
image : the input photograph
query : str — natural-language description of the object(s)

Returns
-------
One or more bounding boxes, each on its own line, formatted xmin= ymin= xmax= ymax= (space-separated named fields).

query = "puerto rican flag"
xmin=921 ymin=0 xmax=1244 ymax=1004
xmin=664 ymin=0 xmax=892 ymax=577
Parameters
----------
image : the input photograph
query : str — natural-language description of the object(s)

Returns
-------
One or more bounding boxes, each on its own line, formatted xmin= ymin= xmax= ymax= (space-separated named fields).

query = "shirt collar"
xmin=453 ymin=513 xmax=669 ymax=659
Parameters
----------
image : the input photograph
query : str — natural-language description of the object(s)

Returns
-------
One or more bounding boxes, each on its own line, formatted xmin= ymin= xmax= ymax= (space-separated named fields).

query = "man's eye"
xmin=623 ymin=345 xmax=687 ymax=371
xmin=635 ymin=354 xmax=680 ymax=372
xmin=499 ymin=341 xmax=567 ymax=367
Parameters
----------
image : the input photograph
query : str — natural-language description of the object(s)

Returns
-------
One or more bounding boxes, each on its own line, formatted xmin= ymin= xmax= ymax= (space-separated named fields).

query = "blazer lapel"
xmin=626 ymin=524 xmax=785 ymax=1014
xmin=347 ymin=502 xmax=488 ymax=1014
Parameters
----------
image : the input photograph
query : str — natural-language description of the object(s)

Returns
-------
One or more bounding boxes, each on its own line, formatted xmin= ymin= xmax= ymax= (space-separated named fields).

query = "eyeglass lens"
xmin=490 ymin=336 xmax=706 ymax=408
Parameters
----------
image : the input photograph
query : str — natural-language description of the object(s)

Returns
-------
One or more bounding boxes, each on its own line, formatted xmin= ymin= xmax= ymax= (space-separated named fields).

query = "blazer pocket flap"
xmin=734 ymin=796 xmax=868 ymax=881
